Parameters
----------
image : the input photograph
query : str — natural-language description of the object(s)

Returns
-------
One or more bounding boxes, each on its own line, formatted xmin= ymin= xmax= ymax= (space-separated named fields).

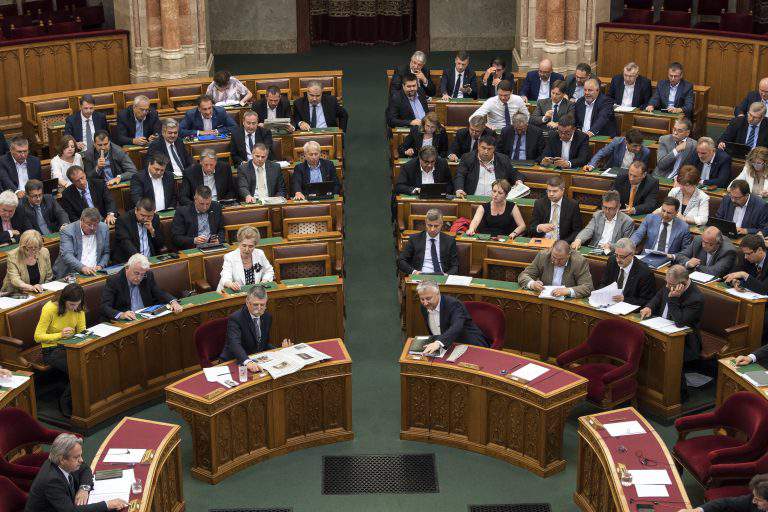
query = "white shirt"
xmin=453 ymin=69 xmax=465 ymax=98
xmin=552 ymin=265 xmax=566 ymax=286
xmin=420 ymin=167 xmax=435 ymax=185
xmin=668 ymin=83 xmax=679 ymax=105
xmin=427 ymin=304 xmax=441 ymax=335
xmin=560 ymin=136 xmax=573 ymax=163
xmin=81 ymin=229 xmax=98 ymax=267
xmin=582 ymin=100 xmax=595 ymax=133
xmin=621 ymin=147 xmax=636 ymax=168
xmin=538 ymin=79 xmax=550 ymax=100
xmin=470 ymin=94 xmax=529 ymax=130
xmin=254 ymin=164 xmax=268 ymax=199
xmin=50 ymin=154 xmax=83 ymax=186
xmin=81 ymin=114 xmax=93 ymax=150
xmin=267 ymin=106 xmax=278 ymax=121
xmin=202 ymin=115 xmax=213 ymax=132
xmin=734 ymin=195 xmax=750 ymax=228
xmin=573 ymin=84 xmax=585 ymax=100
xmin=701 ymin=158 xmax=713 ymax=182
xmin=308 ymin=102 xmax=328 ymax=128
xmin=151 ymin=177 xmax=166 ymax=211
xmin=475 ymin=158 xmax=495 ymax=197
xmin=422 ymin=234 xmax=440 ymax=273
xmin=598 ymin=216 xmax=617 ymax=246
xmin=203 ymin=173 xmax=217 ymax=200
xmin=621 ymin=83 xmax=635 ymax=107
xmin=14 ymin=160 xmax=29 ymax=191
xmin=167 ymin=142 xmax=183 ymax=174
xmin=617 ymin=258 xmax=634 ymax=292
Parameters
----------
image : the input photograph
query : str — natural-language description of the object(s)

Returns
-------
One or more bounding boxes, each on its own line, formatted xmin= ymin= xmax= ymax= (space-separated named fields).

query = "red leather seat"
xmin=464 ymin=301 xmax=505 ymax=350
xmin=194 ymin=317 xmax=228 ymax=368
xmin=556 ymin=319 xmax=644 ymax=408
xmin=618 ymin=7 xmax=654 ymax=23
xmin=0 ymin=408 xmax=66 ymax=491
xmin=673 ymin=391 xmax=768 ymax=486
xmin=0 ymin=476 xmax=27 ymax=512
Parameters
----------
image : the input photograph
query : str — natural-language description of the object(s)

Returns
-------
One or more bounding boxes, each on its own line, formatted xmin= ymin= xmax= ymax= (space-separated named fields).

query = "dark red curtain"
xmin=310 ymin=0 xmax=413 ymax=45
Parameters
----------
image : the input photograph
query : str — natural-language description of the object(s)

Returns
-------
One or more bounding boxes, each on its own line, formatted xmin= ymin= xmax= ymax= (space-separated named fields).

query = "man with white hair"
xmin=416 ymin=280 xmax=489 ymax=355
xmin=685 ymin=136 xmax=732 ymax=189
xmin=115 ymin=94 xmax=161 ymax=147
xmin=598 ymin=237 xmax=656 ymax=305
xmin=519 ymin=58 xmax=565 ymax=102
xmin=0 ymin=189 xmax=32 ymax=244
xmin=574 ymin=78 xmax=617 ymax=137
xmin=291 ymin=140 xmax=341 ymax=200
xmin=147 ymin=118 xmax=192 ymax=175
xmin=179 ymin=148 xmax=236 ymax=205
xmin=53 ymin=208 xmax=110 ymax=278
xmin=292 ymin=80 xmax=348 ymax=131
xmin=607 ymin=62 xmax=652 ymax=109
xmin=718 ymin=102 xmax=768 ymax=151
xmin=390 ymin=50 xmax=436 ymax=97
xmin=25 ymin=433 xmax=128 ymax=511
xmin=100 ymin=253 xmax=182 ymax=321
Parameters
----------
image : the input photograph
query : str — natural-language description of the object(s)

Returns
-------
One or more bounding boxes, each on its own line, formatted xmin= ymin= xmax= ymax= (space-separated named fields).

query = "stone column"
xmin=112 ymin=0 xmax=212 ymax=83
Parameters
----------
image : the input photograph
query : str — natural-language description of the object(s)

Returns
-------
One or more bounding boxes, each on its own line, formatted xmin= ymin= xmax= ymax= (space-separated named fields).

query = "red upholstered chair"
xmin=719 ymin=12 xmax=753 ymax=33
xmin=0 ymin=408 xmax=66 ymax=491
xmin=0 ymin=476 xmax=27 ymax=512
xmin=618 ymin=7 xmax=654 ymax=23
xmin=464 ymin=301 xmax=505 ymax=350
xmin=673 ymin=391 xmax=768 ymax=487
xmin=556 ymin=319 xmax=644 ymax=408
xmin=700 ymin=444 xmax=768 ymax=500
xmin=657 ymin=8 xmax=692 ymax=26
xmin=193 ymin=317 xmax=228 ymax=368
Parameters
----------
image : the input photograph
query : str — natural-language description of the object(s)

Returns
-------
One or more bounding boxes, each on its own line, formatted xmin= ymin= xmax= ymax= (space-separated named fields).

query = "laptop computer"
xmin=707 ymin=216 xmax=738 ymax=238
xmin=419 ymin=182 xmax=448 ymax=199
xmin=306 ymin=181 xmax=335 ymax=200
xmin=724 ymin=142 xmax=751 ymax=160
xmin=42 ymin=178 xmax=59 ymax=196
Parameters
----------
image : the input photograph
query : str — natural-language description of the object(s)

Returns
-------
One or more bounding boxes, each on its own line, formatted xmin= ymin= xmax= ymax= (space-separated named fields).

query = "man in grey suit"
xmin=237 ymin=143 xmax=286 ymax=202
xmin=53 ymin=208 xmax=110 ymax=278
xmin=529 ymin=80 xmax=573 ymax=130
xmin=654 ymin=118 xmax=697 ymax=180
xmin=518 ymin=240 xmax=595 ymax=298
xmin=82 ymin=131 xmax=137 ymax=186
xmin=675 ymin=226 xmax=737 ymax=278
xmin=571 ymin=190 xmax=635 ymax=251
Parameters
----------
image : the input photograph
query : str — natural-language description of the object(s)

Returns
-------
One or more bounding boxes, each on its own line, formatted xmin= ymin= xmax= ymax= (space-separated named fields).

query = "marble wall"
xmin=429 ymin=0 xmax=516 ymax=51
xmin=207 ymin=0 xmax=297 ymax=54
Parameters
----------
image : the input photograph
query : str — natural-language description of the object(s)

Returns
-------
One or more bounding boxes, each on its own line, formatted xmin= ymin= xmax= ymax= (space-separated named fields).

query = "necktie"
xmin=513 ymin=133 xmax=522 ymax=160
xmin=452 ymin=73 xmax=462 ymax=97
xmin=746 ymin=125 xmax=757 ymax=148
xmin=85 ymin=119 xmax=93 ymax=149
xmin=68 ymin=473 xmax=75 ymax=495
xmin=80 ymin=189 xmax=93 ymax=208
xmin=657 ymin=222 xmax=669 ymax=252
xmin=470 ymin=138 xmax=476 ymax=151
xmin=430 ymin=238 xmax=442 ymax=273
xmin=169 ymin=144 xmax=183 ymax=170
xmin=628 ymin=185 xmax=637 ymax=208
xmin=310 ymin=105 xmax=317 ymax=128
xmin=254 ymin=316 xmax=261 ymax=344
xmin=551 ymin=203 xmax=560 ymax=239
xmin=503 ymin=103 xmax=511 ymax=127
xmin=35 ymin=206 xmax=50 ymax=235
xmin=552 ymin=102 xmax=559 ymax=122
xmin=248 ymin=133 xmax=254 ymax=152
xmin=617 ymin=268 xmax=625 ymax=288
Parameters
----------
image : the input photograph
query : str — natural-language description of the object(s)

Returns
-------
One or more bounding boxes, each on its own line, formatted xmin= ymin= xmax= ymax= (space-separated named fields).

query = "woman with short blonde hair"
xmin=1 ymin=229 xmax=53 ymax=294
xmin=217 ymin=226 xmax=274 ymax=292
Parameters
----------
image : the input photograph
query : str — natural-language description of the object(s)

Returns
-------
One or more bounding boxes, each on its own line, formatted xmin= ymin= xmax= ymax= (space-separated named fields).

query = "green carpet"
xmin=68 ymin=44 xmax=710 ymax=511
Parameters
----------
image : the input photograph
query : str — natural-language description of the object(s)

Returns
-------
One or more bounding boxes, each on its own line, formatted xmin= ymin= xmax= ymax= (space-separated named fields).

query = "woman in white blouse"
xmin=217 ymin=226 xmax=274 ymax=292
xmin=731 ymin=146 xmax=768 ymax=198
xmin=205 ymin=70 xmax=253 ymax=106
xmin=660 ymin=164 xmax=709 ymax=226
xmin=50 ymin=135 xmax=82 ymax=188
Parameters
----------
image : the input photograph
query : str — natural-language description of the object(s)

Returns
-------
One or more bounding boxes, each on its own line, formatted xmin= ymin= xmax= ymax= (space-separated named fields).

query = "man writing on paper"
xmin=598 ymin=238 xmax=656 ymax=306
xmin=416 ymin=280 xmax=489 ymax=355
xmin=725 ymin=234 xmax=768 ymax=344
xmin=25 ymin=433 xmax=128 ymax=511
xmin=517 ymin=240 xmax=594 ymax=299
xmin=219 ymin=285 xmax=292 ymax=372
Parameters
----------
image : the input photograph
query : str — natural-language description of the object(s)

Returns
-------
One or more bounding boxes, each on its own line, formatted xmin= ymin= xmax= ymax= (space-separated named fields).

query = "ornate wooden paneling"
xmin=75 ymin=37 xmax=130 ymax=89
xmin=0 ymin=50 xmax=23 ymax=122
xmin=652 ymin=35 xmax=704 ymax=82
xmin=24 ymin=43 xmax=76 ymax=95
xmin=0 ymin=370 xmax=35 ymax=417
xmin=705 ymin=40 xmax=756 ymax=112
xmin=600 ymin=31 xmax=651 ymax=74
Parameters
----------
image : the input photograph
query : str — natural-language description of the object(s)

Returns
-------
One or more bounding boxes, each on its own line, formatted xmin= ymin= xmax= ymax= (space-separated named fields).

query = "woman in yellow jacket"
xmin=34 ymin=283 xmax=86 ymax=417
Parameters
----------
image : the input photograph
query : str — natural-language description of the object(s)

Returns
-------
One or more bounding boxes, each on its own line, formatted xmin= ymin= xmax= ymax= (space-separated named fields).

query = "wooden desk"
xmin=90 ymin=417 xmax=183 ymax=512
xmin=574 ymin=407 xmax=691 ymax=512
xmin=716 ymin=357 xmax=768 ymax=406
xmin=400 ymin=338 xmax=586 ymax=476
xmin=402 ymin=277 xmax=689 ymax=420
xmin=166 ymin=339 xmax=352 ymax=484
xmin=62 ymin=276 xmax=344 ymax=429
xmin=0 ymin=370 xmax=35 ymax=417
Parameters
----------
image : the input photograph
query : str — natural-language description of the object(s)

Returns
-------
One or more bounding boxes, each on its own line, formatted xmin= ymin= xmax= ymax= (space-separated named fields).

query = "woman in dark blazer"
xmin=398 ymin=112 xmax=448 ymax=158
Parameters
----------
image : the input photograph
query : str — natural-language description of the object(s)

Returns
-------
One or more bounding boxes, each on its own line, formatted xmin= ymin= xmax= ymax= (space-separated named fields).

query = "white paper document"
xmin=628 ymin=469 xmax=672 ymax=486
xmin=250 ymin=344 xmax=332 ymax=379
xmin=601 ymin=168 xmax=619 ymax=177
xmin=88 ymin=323 xmax=122 ymax=338
xmin=508 ymin=182 xmax=530 ymax=199
xmin=603 ymin=420 xmax=645 ymax=437
xmin=589 ymin=283 xmax=620 ymax=308
xmin=639 ymin=317 xmax=687 ymax=334
xmin=689 ymin=271 xmax=716 ymax=283
xmin=635 ymin=484 xmax=669 ymax=498
xmin=727 ymin=287 xmax=768 ymax=300
xmin=605 ymin=302 xmax=640 ymax=316
xmin=614 ymin=105 xmax=636 ymax=112
xmin=0 ymin=374 xmax=30 ymax=389
xmin=511 ymin=363 xmax=549 ymax=382
xmin=203 ymin=366 xmax=234 ymax=383
xmin=103 ymin=448 xmax=146 ymax=464
xmin=0 ymin=296 xmax=32 ymax=310
xmin=93 ymin=469 xmax=134 ymax=494
xmin=445 ymin=275 xmax=472 ymax=286
xmin=286 ymin=343 xmax=332 ymax=365
xmin=88 ymin=490 xmax=131 ymax=505
xmin=539 ymin=286 xmax=565 ymax=300
xmin=41 ymin=280 xmax=69 ymax=291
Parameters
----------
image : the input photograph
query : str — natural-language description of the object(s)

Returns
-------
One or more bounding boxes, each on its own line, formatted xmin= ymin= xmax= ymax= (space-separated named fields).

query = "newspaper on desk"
xmin=588 ymin=283 xmax=620 ymax=309
xmin=507 ymin=182 xmax=530 ymax=199
xmin=88 ymin=468 xmax=134 ymax=505
xmin=639 ymin=316 xmax=687 ymax=334
xmin=726 ymin=287 xmax=768 ymax=300
xmin=41 ymin=280 xmax=69 ymax=292
xmin=250 ymin=343 xmax=331 ymax=379
xmin=689 ymin=271 xmax=716 ymax=283
xmin=0 ymin=374 xmax=30 ymax=389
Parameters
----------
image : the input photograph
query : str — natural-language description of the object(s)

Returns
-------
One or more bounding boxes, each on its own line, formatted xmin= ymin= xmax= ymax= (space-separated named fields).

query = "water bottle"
xmin=238 ymin=365 xmax=248 ymax=383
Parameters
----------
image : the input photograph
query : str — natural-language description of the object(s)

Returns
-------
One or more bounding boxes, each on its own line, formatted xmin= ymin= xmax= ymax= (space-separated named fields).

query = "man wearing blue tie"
xmin=718 ymin=102 xmax=768 ymax=151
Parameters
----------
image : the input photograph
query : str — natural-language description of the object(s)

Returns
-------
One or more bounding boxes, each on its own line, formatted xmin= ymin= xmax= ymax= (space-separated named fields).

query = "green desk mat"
xmin=281 ymin=275 xmax=340 ymax=286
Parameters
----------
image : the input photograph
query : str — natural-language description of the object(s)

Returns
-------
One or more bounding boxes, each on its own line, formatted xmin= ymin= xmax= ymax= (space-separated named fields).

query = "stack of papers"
xmin=639 ymin=317 xmax=687 ymax=334
xmin=689 ymin=271 xmax=716 ymax=283
xmin=88 ymin=323 xmax=122 ymax=338
xmin=250 ymin=344 xmax=331 ymax=379
xmin=41 ymin=281 xmax=69 ymax=292
xmin=539 ymin=286 xmax=565 ymax=300
xmin=511 ymin=363 xmax=549 ymax=382
xmin=726 ymin=288 xmax=768 ymax=300
xmin=203 ymin=366 xmax=236 ymax=386
xmin=604 ymin=302 xmax=640 ymax=316
xmin=0 ymin=296 xmax=32 ymax=310
xmin=103 ymin=449 xmax=146 ymax=464
xmin=614 ymin=105 xmax=636 ymax=112
xmin=589 ymin=283 xmax=620 ymax=308
xmin=0 ymin=374 xmax=30 ymax=389
xmin=445 ymin=275 xmax=472 ymax=286
xmin=629 ymin=469 xmax=671 ymax=497
xmin=603 ymin=420 xmax=645 ymax=437
xmin=88 ymin=468 xmax=133 ymax=504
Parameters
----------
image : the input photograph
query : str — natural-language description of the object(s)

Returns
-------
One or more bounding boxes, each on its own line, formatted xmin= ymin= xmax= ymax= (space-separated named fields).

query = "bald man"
xmin=574 ymin=78 xmax=617 ymax=137
xmin=674 ymin=226 xmax=737 ymax=278
xmin=735 ymin=77 xmax=768 ymax=117
xmin=519 ymin=58 xmax=565 ymax=102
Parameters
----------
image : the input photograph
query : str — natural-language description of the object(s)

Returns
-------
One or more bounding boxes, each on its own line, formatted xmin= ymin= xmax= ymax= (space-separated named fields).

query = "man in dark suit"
xmin=599 ymin=237 xmax=656 ymax=306
xmin=60 ymin=165 xmax=117 ymax=226
xmin=292 ymin=81 xmax=348 ymax=131
xmin=0 ymin=136 xmax=42 ymax=195
xmin=253 ymin=86 xmax=293 ymax=130
xmin=454 ymin=135 xmax=523 ymax=198
xmin=100 ymin=253 xmax=182 ymax=321
xmin=563 ymin=63 xmax=599 ymax=101
xmin=718 ymin=102 xmax=768 ymax=151
xmin=180 ymin=149 xmax=235 ymax=205
xmin=386 ymin=72 xmax=429 ymax=128
xmin=19 ymin=179 xmax=69 ymax=235
xmin=416 ymin=279 xmax=490 ymax=354
xmin=0 ymin=130 xmax=7 ymax=155
xmin=675 ymin=226 xmax=738 ymax=278
xmin=113 ymin=197 xmax=165 ymax=263
xmin=496 ymin=113 xmax=545 ymax=162
xmin=439 ymin=51 xmax=478 ymax=100
xmin=82 ymin=131 xmax=137 ymax=185
xmin=397 ymin=209 xmax=458 ymax=275
xmin=734 ymin=77 xmax=768 ymax=116
xmin=390 ymin=50 xmax=436 ymax=97
xmin=171 ymin=185 xmax=225 ymax=249
xmin=686 ymin=137 xmax=733 ymax=189
xmin=607 ymin=62 xmax=652 ymax=109
xmin=237 ymin=143 xmax=285 ymax=202
xmin=716 ymin=180 xmax=768 ymax=235
xmin=447 ymin=116 xmax=494 ymax=162
xmin=114 ymin=95 xmax=161 ymax=147
xmin=178 ymin=94 xmax=237 ymax=138
xmin=230 ymin=110 xmax=275 ymax=165
xmin=729 ymin=235 xmax=768 ymax=346
xmin=0 ymin=190 xmax=33 ymax=245
xmin=519 ymin=58 xmax=565 ymax=102
xmin=529 ymin=175 xmax=583 ymax=243
xmin=640 ymin=264 xmax=704 ymax=364
xmin=291 ymin=140 xmax=341 ymax=200
xmin=63 ymin=94 xmax=108 ymax=152
xmin=130 ymin=152 xmax=177 ymax=210
xmin=147 ymin=118 xmax=192 ymax=175
xmin=396 ymin=146 xmax=453 ymax=195
xmin=24 ymin=433 xmax=128 ymax=512
xmin=540 ymin=114 xmax=591 ymax=168
xmin=646 ymin=62 xmax=695 ymax=118
xmin=574 ymin=78 xmax=617 ymax=137
xmin=529 ymin=80 xmax=573 ymax=131
xmin=674 ymin=473 xmax=768 ymax=512
xmin=613 ymin=160 xmax=660 ymax=215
